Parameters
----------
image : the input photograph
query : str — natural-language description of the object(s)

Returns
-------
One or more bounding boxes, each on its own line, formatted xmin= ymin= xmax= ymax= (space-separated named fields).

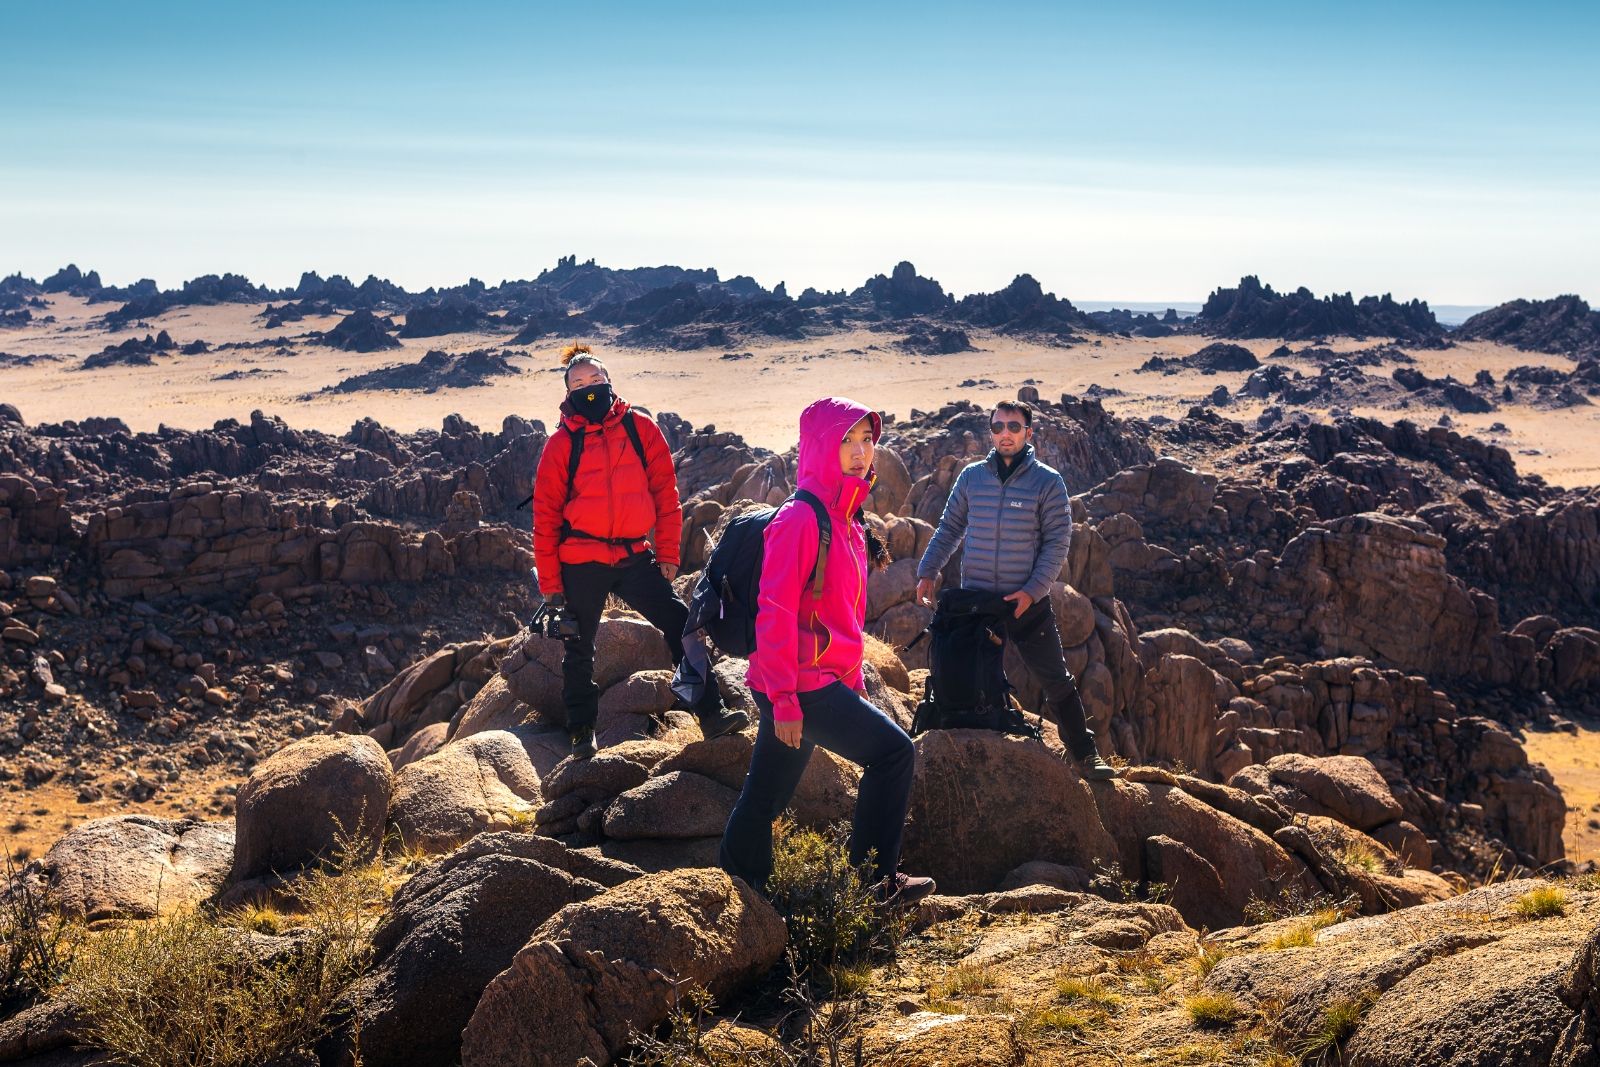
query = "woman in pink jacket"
xmin=719 ymin=396 xmax=935 ymax=904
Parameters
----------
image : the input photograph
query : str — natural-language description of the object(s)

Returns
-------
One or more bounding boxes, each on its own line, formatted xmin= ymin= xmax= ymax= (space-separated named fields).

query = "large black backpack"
xmin=910 ymin=588 xmax=1040 ymax=737
xmin=686 ymin=489 xmax=831 ymax=657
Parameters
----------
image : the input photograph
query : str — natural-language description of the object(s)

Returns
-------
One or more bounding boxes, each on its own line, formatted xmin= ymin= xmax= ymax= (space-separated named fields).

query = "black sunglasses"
xmin=990 ymin=420 xmax=1025 ymax=434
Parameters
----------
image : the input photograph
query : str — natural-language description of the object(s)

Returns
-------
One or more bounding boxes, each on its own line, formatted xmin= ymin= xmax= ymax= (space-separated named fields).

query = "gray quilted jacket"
xmin=916 ymin=445 xmax=1072 ymax=602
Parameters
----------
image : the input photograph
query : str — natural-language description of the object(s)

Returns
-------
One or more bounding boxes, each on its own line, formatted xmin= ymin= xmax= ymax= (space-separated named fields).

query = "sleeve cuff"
xmin=772 ymin=695 xmax=803 ymax=723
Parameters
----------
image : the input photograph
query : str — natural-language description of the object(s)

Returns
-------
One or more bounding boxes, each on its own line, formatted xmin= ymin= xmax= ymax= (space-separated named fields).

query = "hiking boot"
xmin=569 ymin=726 xmax=597 ymax=760
xmin=1076 ymin=751 xmax=1118 ymax=781
xmin=698 ymin=708 xmax=750 ymax=740
xmin=875 ymin=871 xmax=938 ymax=907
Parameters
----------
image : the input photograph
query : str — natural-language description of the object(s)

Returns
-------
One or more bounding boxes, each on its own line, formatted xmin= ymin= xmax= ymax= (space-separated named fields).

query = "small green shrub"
xmin=625 ymin=966 xmax=860 ymax=1066
xmin=1567 ymin=871 xmax=1600 ymax=892
xmin=1089 ymin=859 xmax=1170 ymax=905
xmin=766 ymin=818 xmax=898 ymax=992
xmin=1243 ymin=885 xmax=1359 ymax=926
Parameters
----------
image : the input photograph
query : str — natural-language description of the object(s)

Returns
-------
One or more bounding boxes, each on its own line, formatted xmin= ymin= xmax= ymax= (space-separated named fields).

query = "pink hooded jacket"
xmin=746 ymin=397 xmax=882 ymax=724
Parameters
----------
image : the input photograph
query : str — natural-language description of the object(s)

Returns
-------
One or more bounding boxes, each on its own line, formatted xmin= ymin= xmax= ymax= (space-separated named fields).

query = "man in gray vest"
xmin=915 ymin=400 xmax=1117 ymax=780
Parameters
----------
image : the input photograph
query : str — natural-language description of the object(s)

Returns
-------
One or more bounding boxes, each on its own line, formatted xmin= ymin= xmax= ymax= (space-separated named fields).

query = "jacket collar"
xmin=559 ymin=394 xmax=629 ymax=432
xmin=989 ymin=443 xmax=1035 ymax=483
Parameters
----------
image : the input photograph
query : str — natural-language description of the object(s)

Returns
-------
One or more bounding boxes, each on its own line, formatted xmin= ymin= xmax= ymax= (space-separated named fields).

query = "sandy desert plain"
xmin=4 ymin=294 xmax=1599 ymax=486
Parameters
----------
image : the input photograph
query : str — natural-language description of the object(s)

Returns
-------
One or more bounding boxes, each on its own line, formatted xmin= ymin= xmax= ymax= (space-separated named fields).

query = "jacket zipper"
xmin=993 ymin=472 xmax=1007 ymax=591
xmin=604 ymin=419 xmax=616 ymax=545
xmin=805 ymin=479 xmax=863 ymax=675
xmin=990 ymin=456 xmax=1031 ymax=590
xmin=847 ymin=483 xmax=864 ymax=619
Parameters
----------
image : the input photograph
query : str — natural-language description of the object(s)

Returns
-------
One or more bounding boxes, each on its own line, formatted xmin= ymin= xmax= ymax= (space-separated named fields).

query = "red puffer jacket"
xmin=531 ymin=396 xmax=683 ymax=595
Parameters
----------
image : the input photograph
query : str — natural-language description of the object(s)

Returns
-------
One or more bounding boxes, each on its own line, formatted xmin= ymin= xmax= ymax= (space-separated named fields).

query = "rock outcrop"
xmin=13 ymin=814 xmax=233 ymax=921
xmin=322 ymin=832 xmax=637 ymax=1067
xmin=230 ymin=733 xmax=392 ymax=883
xmin=459 ymin=868 xmax=786 ymax=1067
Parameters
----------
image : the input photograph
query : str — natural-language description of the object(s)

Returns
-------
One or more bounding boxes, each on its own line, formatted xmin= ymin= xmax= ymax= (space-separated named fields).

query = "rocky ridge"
xmin=5 ymin=375 xmax=1600 ymax=1065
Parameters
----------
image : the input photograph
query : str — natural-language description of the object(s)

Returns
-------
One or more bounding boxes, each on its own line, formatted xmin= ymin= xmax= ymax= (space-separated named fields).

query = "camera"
xmin=531 ymin=595 xmax=581 ymax=641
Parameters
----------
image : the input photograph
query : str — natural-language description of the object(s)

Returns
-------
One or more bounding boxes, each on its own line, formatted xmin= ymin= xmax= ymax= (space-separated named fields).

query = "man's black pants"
xmin=1005 ymin=597 xmax=1099 ymax=760
xmin=559 ymin=551 xmax=717 ymax=730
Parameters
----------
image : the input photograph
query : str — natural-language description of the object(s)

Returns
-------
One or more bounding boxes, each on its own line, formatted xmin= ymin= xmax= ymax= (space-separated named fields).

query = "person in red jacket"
xmin=533 ymin=345 xmax=746 ymax=759
xmin=719 ymin=396 xmax=936 ymax=905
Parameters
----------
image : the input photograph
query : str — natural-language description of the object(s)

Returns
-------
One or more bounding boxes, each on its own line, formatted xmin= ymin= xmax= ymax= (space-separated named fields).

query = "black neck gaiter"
xmin=569 ymin=383 xmax=614 ymax=423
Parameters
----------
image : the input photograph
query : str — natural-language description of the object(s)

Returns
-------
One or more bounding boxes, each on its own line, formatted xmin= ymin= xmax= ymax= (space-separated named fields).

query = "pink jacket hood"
xmin=747 ymin=397 xmax=882 ymax=722
xmin=794 ymin=396 xmax=881 ymax=517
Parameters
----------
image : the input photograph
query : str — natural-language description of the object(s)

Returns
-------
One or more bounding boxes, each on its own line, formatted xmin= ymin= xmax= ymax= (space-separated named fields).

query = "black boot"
xmin=569 ymin=726 xmax=597 ymax=760
xmin=693 ymin=678 xmax=748 ymax=739
xmin=698 ymin=708 xmax=750 ymax=740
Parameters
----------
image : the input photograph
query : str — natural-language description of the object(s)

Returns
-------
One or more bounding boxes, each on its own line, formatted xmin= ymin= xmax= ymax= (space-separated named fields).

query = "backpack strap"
xmin=563 ymin=425 xmax=586 ymax=504
xmin=620 ymin=410 xmax=649 ymax=470
xmin=791 ymin=488 xmax=831 ymax=599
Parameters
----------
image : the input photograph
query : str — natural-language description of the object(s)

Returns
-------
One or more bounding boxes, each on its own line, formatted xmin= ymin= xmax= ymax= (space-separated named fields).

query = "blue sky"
xmin=2 ymin=1 xmax=1595 ymax=304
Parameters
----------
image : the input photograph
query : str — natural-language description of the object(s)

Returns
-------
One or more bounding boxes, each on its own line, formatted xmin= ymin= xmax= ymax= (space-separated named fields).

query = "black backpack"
xmin=685 ymin=489 xmax=832 ymax=657
xmin=910 ymin=588 xmax=1040 ymax=738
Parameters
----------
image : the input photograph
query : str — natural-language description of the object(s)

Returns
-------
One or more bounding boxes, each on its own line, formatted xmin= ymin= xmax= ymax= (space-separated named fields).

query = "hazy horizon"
xmin=5 ymin=1 xmax=1596 ymax=306
xmin=0 ymin=257 xmax=1509 ymax=324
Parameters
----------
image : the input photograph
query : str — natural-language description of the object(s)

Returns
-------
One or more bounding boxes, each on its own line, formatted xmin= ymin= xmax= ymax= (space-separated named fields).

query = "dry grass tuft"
xmin=1 ymin=850 xmax=82 ymax=1010
xmin=1185 ymin=991 xmax=1243 ymax=1029
xmin=1512 ymin=885 xmax=1568 ymax=920
xmin=1054 ymin=971 xmax=1123 ymax=1009
xmin=62 ymin=828 xmax=384 ymax=1067
xmin=927 ymin=962 xmax=997 ymax=1001
xmin=1294 ymin=990 xmax=1377 ymax=1063
xmin=1265 ymin=922 xmax=1317 ymax=951
xmin=1192 ymin=940 xmax=1234 ymax=978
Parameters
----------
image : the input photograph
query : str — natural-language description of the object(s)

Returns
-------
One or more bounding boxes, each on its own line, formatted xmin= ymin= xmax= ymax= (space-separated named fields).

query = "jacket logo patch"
xmin=1007 ymin=500 xmax=1026 ymax=508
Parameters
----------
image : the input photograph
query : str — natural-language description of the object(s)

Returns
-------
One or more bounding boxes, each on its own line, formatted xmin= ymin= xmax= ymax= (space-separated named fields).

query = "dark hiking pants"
xmin=1005 ymin=597 xmax=1100 ymax=760
xmin=720 ymin=681 xmax=915 ymax=892
xmin=559 ymin=551 xmax=721 ymax=730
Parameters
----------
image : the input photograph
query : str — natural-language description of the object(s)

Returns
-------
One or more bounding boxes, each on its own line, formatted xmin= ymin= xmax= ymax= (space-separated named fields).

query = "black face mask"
xmin=568 ymin=382 xmax=614 ymax=423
